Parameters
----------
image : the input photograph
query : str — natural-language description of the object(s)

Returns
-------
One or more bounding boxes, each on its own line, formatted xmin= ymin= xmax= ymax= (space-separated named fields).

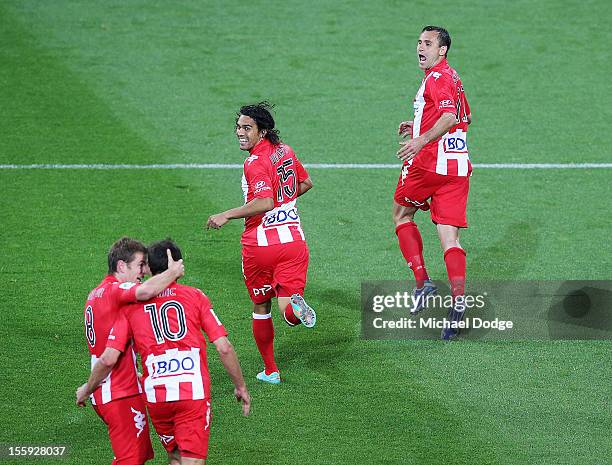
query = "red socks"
xmin=444 ymin=247 xmax=466 ymax=297
xmin=283 ymin=303 xmax=301 ymax=326
xmin=395 ymin=222 xmax=429 ymax=287
xmin=252 ymin=313 xmax=278 ymax=375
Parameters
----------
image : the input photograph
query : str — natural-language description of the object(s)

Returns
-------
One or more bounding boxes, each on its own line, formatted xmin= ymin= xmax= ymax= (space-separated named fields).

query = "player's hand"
xmin=166 ymin=249 xmax=185 ymax=279
xmin=207 ymin=213 xmax=229 ymax=230
xmin=76 ymin=384 xmax=90 ymax=407
xmin=398 ymin=120 xmax=414 ymax=138
xmin=397 ymin=136 xmax=426 ymax=162
xmin=234 ymin=385 xmax=251 ymax=416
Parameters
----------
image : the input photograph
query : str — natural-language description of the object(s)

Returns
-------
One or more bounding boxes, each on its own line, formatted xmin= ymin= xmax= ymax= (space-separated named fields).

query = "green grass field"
xmin=1 ymin=1 xmax=611 ymax=464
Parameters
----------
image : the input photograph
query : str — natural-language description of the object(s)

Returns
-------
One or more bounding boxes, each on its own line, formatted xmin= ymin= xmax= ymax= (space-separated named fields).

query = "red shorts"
xmin=242 ymin=241 xmax=309 ymax=304
xmin=394 ymin=164 xmax=470 ymax=228
xmin=92 ymin=394 xmax=154 ymax=465
xmin=147 ymin=399 xmax=211 ymax=460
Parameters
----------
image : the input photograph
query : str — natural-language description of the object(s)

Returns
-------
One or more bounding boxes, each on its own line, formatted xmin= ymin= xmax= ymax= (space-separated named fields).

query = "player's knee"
xmin=393 ymin=206 xmax=416 ymax=226
xmin=252 ymin=301 xmax=271 ymax=315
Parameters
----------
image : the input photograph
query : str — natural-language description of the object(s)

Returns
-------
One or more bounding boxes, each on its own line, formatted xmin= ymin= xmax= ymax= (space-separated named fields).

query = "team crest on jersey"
xmin=246 ymin=154 xmax=259 ymax=165
xmin=119 ymin=282 xmax=137 ymax=290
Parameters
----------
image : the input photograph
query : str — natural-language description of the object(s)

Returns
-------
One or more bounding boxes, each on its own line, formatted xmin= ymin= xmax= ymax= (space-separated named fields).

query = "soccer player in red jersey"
xmin=78 ymin=237 xmax=185 ymax=465
xmin=77 ymin=239 xmax=250 ymax=465
xmin=394 ymin=26 xmax=472 ymax=340
xmin=206 ymin=102 xmax=316 ymax=384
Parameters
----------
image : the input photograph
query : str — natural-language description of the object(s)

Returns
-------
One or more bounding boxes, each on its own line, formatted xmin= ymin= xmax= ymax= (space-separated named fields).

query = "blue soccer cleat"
xmin=411 ymin=279 xmax=438 ymax=315
xmin=290 ymin=294 xmax=317 ymax=328
xmin=256 ymin=370 xmax=281 ymax=384
xmin=441 ymin=297 xmax=466 ymax=340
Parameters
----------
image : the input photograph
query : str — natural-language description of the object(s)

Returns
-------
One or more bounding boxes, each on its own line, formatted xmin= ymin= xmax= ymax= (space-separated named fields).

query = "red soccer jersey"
xmin=84 ymin=275 xmax=142 ymax=405
xmin=107 ymin=283 xmax=227 ymax=403
xmin=410 ymin=58 xmax=472 ymax=177
xmin=241 ymin=138 xmax=309 ymax=247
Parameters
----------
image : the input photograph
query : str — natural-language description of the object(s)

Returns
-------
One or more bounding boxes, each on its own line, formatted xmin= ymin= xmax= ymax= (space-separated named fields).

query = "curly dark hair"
xmin=237 ymin=101 xmax=281 ymax=144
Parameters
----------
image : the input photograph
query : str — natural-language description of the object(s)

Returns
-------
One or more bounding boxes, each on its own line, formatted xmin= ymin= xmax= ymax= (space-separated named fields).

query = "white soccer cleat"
xmin=290 ymin=294 xmax=316 ymax=328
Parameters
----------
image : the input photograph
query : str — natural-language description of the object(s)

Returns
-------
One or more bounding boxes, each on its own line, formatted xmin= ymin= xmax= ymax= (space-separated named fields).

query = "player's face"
xmin=125 ymin=252 xmax=147 ymax=283
xmin=416 ymin=30 xmax=447 ymax=71
xmin=236 ymin=115 xmax=265 ymax=151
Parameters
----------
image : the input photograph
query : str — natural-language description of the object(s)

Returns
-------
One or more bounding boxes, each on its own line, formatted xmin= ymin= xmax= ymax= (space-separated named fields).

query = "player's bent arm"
xmin=135 ymin=249 xmax=184 ymax=301
xmin=226 ymin=197 xmax=274 ymax=220
xmin=213 ymin=336 xmax=251 ymax=416
xmin=418 ymin=112 xmax=457 ymax=145
xmin=297 ymin=177 xmax=313 ymax=197
xmin=75 ymin=347 xmax=122 ymax=405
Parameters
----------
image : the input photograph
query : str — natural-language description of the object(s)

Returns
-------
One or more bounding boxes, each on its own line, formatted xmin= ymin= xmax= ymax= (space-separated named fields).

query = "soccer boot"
xmin=290 ymin=294 xmax=317 ymax=328
xmin=256 ymin=370 xmax=281 ymax=385
xmin=441 ymin=297 xmax=467 ymax=341
xmin=411 ymin=279 xmax=438 ymax=315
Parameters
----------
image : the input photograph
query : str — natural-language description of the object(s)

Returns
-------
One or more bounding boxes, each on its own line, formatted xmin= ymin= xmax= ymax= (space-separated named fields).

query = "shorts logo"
xmin=205 ymin=400 xmax=211 ymax=431
xmin=400 ymin=165 xmax=409 ymax=185
xmin=131 ymin=407 xmax=146 ymax=438
xmin=158 ymin=434 xmax=174 ymax=445
xmin=404 ymin=197 xmax=427 ymax=207
xmin=252 ymin=284 xmax=272 ymax=296
xmin=439 ymin=99 xmax=454 ymax=109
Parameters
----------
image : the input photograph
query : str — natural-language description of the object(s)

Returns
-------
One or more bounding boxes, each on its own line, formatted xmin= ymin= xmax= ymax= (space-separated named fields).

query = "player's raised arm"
xmin=135 ymin=249 xmax=184 ymax=300
xmin=213 ymin=336 xmax=251 ymax=416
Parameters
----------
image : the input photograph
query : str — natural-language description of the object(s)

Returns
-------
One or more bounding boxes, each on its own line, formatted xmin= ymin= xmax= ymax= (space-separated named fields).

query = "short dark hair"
xmin=147 ymin=238 xmax=182 ymax=276
xmin=107 ymin=237 xmax=147 ymax=274
xmin=237 ymin=101 xmax=280 ymax=145
xmin=422 ymin=25 xmax=451 ymax=55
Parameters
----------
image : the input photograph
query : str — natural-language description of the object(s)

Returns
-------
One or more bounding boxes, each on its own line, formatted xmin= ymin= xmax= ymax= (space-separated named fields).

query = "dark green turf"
xmin=1 ymin=1 xmax=611 ymax=465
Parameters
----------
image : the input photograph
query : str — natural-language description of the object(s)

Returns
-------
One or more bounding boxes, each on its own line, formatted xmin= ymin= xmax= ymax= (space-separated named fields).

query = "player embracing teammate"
xmin=207 ymin=102 xmax=316 ymax=384
xmin=394 ymin=26 xmax=472 ymax=340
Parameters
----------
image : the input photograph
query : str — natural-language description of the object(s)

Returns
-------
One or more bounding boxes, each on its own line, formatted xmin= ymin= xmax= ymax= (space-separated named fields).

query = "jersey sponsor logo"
xmin=432 ymin=71 xmax=441 ymax=80
xmin=252 ymin=284 xmax=272 ymax=296
xmin=254 ymin=180 xmax=272 ymax=194
xmin=443 ymin=131 xmax=468 ymax=153
xmin=131 ymin=407 xmax=146 ymax=437
xmin=262 ymin=204 xmax=299 ymax=228
xmin=119 ymin=282 xmax=137 ymax=290
xmin=150 ymin=352 xmax=196 ymax=379
xmin=246 ymin=154 xmax=259 ymax=165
